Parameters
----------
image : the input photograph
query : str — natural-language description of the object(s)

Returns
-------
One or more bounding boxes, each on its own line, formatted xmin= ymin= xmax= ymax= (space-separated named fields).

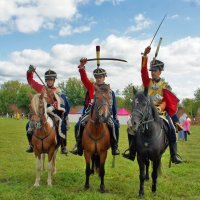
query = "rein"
xmin=133 ymin=96 xmax=154 ymax=129
xmin=30 ymin=107 xmax=55 ymax=153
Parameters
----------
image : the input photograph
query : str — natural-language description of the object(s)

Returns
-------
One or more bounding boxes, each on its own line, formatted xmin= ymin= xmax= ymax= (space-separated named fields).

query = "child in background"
xmin=183 ymin=117 xmax=191 ymax=141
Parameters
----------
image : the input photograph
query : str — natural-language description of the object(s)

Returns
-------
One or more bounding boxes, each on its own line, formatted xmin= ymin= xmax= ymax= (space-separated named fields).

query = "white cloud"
xmin=95 ymin=0 xmax=126 ymax=5
xmin=0 ymin=35 xmax=200 ymax=100
xmin=169 ymin=14 xmax=179 ymax=19
xmin=59 ymin=21 xmax=96 ymax=36
xmin=0 ymin=0 xmax=88 ymax=34
xmin=184 ymin=0 xmax=200 ymax=6
xmin=126 ymin=14 xmax=152 ymax=33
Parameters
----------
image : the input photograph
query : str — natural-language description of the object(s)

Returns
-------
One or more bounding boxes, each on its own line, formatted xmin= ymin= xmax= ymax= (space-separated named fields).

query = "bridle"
xmin=91 ymin=93 xmax=111 ymax=123
xmin=29 ymin=99 xmax=54 ymax=152
xmin=132 ymin=94 xmax=154 ymax=130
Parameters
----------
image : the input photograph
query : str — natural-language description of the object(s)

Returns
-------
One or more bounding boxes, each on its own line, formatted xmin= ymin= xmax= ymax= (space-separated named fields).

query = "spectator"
xmin=178 ymin=113 xmax=187 ymax=140
xmin=183 ymin=117 xmax=191 ymax=141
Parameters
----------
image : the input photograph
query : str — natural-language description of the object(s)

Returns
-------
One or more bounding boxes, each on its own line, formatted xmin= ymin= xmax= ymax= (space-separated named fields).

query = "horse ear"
xmin=133 ymin=86 xmax=137 ymax=95
xmin=144 ymin=87 xmax=148 ymax=96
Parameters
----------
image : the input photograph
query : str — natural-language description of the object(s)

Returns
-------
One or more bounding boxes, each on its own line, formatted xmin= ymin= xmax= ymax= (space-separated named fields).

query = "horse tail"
xmin=91 ymin=154 xmax=100 ymax=172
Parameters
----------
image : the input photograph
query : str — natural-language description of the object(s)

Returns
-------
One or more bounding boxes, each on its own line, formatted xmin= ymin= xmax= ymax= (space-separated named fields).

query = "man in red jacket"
xmin=123 ymin=46 xmax=183 ymax=164
xmin=26 ymin=65 xmax=70 ymax=154
xmin=71 ymin=58 xmax=120 ymax=156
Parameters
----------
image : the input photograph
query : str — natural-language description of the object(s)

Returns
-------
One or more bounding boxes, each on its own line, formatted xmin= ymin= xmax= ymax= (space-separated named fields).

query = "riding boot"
xmin=169 ymin=142 xmax=183 ymax=164
xmin=61 ymin=137 xmax=68 ymax=154
xmin=26 ymin=132 xmax=33 ymax=153
xmin=122 ymin=132 xmax=136 ymax=161
xmin=71 ymin=127 xmax=83 ymax=156
xmin=110 ymin=133 xmax=120 ymax=156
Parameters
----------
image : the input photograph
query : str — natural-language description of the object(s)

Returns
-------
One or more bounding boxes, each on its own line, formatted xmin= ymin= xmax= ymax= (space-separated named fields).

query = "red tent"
xmin=117 ymin=108 xmax=130 ymax=116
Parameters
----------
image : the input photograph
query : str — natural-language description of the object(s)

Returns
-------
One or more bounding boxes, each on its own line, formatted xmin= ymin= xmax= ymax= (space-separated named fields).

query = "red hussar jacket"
xmin=27 ymin=71 xmax=58 ymax=93
xmin=79 ymin=68 xmax=94 ymax=106
xmin=141 ymin=56 xmax=179 ymax=117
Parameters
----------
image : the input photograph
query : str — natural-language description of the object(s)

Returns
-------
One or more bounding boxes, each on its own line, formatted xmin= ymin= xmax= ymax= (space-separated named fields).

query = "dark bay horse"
xmin=29 ymin=89 xmax=59 ymax=186
xmin=129 ymin=88 xmax=168 ymax=198
xmin=82 ymin=84 xmax=112 ymax=193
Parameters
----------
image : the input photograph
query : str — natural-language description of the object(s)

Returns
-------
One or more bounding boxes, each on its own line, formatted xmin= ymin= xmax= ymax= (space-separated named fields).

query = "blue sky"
xmin=0 ymin=0 xmax=200 ymax=100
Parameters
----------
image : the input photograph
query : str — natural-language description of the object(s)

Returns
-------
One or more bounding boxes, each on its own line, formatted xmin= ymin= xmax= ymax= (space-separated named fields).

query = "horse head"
xmin=93 ymin=83 xmax=112 ymax=123
xmin=129 ymin=87 xmax=153 ymax=132
xmin=29 ymin=89 xmax=46 ymax=131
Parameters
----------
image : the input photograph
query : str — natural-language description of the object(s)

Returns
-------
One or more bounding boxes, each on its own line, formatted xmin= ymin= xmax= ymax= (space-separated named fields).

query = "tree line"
xmin=0 ymin=79 xmax=200 ymax=119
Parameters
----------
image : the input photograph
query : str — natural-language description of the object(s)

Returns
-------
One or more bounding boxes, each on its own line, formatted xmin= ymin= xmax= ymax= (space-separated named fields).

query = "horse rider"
xmin=70 ymin=58 xmax=120 ymax=156
xmin=26 ymin=65 xmax=70 ymax=154
xmin=123 ymin=46 xmax=183 ymax=164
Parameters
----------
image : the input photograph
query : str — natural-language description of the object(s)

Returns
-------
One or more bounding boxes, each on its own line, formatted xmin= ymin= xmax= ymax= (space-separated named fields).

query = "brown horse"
xmin=29 ymin=89 xmax=59 ymax=186
xmin=82 ymin=84 xmax=112 ymax=193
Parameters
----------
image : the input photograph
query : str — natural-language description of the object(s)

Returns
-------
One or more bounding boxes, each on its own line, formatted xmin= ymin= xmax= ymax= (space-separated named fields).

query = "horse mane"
xmin=30 ymin=94 xmax=41 ymax=115
xmin=133 ymin=91 xmax=160 ymax=123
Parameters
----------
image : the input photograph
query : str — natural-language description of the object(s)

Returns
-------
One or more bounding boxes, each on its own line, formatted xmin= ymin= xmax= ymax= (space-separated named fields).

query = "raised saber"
xmin=141 ymin=14 xmax=167 ymax=55
xmin=87 ymin=58 xmax=127 ymax=63
xmin=149 ymin=14 xmax=166 ymax=46
xmin=30 ymin=65 xmax=46 ymax=86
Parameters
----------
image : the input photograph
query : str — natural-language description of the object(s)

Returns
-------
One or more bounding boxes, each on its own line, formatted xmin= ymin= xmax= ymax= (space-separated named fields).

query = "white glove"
xmin=47 ymin=105 xmax=54 ymax=113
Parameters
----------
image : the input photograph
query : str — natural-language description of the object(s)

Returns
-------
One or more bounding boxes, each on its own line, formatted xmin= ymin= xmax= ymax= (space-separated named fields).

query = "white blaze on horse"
xmin=29 ymin=89 xmax=59 ymax=186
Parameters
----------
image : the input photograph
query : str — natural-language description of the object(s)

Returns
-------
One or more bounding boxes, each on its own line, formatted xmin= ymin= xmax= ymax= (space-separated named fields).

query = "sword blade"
xmin=149 ymin=14 xmax=167 ymax=46
xmin=87 ymin=58 xmax=127 ymax=63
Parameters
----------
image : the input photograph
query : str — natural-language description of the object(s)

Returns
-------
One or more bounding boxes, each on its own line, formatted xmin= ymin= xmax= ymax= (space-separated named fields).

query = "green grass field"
xmin=0 ymin=119 xmax=200 ymax=200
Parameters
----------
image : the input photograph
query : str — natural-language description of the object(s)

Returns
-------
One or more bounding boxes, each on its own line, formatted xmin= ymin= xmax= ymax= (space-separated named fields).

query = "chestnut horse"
xmin=82 ymin=84 xmax=112 ymax=193
xmin=29 ymin=89 xmax=59 ymax=186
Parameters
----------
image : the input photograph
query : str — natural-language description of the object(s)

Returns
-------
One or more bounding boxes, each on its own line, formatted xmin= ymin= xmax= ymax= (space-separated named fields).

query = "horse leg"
xmin=91 ymin=156 xmax=95 ymax=175
xmin=34 ymin=156 xmax=42 ymax=187
xmin=41 ymin=153 xmax=45 ymax=171
xmin=47 ymin=150 xmax=55 ymax=186
xmin=52 ymin=149 xmax=58 ymax=175
xmin=47 ymin=158 xmax=53 ymax=186
xmin=84 ymin=151 xmax=91 ymax=190
xmin=99 ymin=151 xmax=107 ymax=193
xmin=138 ymin=156 xmax=145 ymax=198
xmin=145 ymin=159 xmax=150 ymax=181
xmin=151 ymin=158 xmax=161 ymax=193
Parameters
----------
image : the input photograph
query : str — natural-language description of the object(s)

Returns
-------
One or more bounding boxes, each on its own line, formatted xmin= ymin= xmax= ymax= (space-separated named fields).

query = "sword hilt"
xmin=96 ymin=45 xmax=100 ymax=68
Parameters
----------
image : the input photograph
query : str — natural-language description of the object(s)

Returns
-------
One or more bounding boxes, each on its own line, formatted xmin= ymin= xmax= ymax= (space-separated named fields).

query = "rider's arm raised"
xmin=141 ymin=46 xmax=151 ymax=87
xmin=78 ymin=61 xmax=94 ymax=102
xmin=27 ymin=71 xmax=44 ymax=93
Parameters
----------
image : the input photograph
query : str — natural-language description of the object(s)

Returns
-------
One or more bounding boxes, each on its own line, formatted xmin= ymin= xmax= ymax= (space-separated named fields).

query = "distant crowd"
xmin=0 ymin=112 xmax=28 ymax=120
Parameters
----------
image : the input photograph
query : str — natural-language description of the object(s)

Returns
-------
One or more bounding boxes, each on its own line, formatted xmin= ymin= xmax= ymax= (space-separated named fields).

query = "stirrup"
xmin=122 ymin=148 xmax=135 ymax=161
xmin=70 ymin=145 xmax=78 ymax=155
xmin=26 ymin=146 xmax=33 ymax=153
xmin=61 ymin=146 xmax=68 ymax=154
xmin=112 ymin=148 xmax=120 ymax=156
xmin=171 ymin=154 xmax=183 ymax=164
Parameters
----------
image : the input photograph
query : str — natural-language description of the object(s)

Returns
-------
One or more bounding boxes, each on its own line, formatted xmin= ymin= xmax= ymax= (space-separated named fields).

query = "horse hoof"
xmin=47 ymin=182 xmax=52 ymax=186
xmin=84 ymin=184 xmax=89 ymax=191
xmin=152 ymin=185 xmax=156 ymax=193
xmin=99 ymin=185 xmax=106 ymax=193
xmin=139 ymin=193 xmax=144 ymax=199
xmin=33 ymin=183 xmax=40 ymax=187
